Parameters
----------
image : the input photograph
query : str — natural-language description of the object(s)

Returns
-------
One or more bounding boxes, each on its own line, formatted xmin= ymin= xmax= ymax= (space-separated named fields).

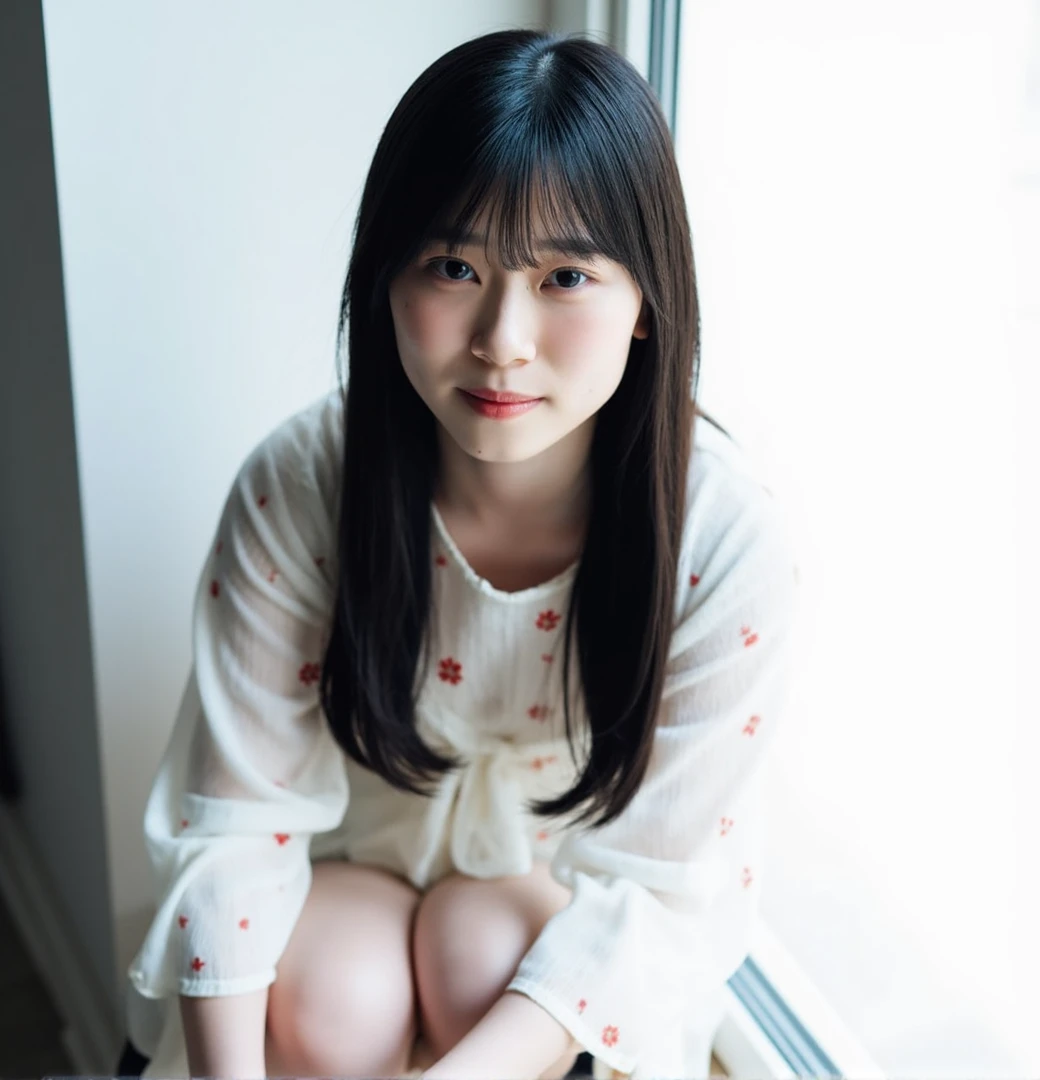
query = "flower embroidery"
xmin=602 ymin=1025 xmax=620 ymax=1048
xmin=541 ymin=653 xmax=554 ymax=663
xmin=536 ymin=830 xmax=550 ymax=842
xmin=742 ymin=715 xmax=761 ymax=736
xmin=274 ymin=833 xmax=291 ymax=845
xmin=530 ymin=755 xmax=558 ymax=771
xmin=741 ymin=867 xmax=754 ymax=888
xmin=180 ymin=819 xmax=189 ymax=829
xmin=267 ymin=568 xmax=278 ymax=583
xmin=435 ymin=554 xmax=448 ymax=567
xmin=191 ymin=957 xmax=205 ymax=972
xmin=740 ymin=624 xmax=759 ymax=647
xmin=209 ymin=580 xmax=219 ymax=598
xmin=239 ymin=918 xmax=250 ymax=930
xmin=438 ymin=657 xmax=463 ymax=684
xmin=720 ymin=817 xmax=734 ymax=836
xmin=527 ymin=704 xmax=551 ymax=721
xmin=536 ymin=609 xmax=561 ymax=631
xmin=178 ymin=915 xmax=188 ymax=928
xmin=578 ymin=999 xmax=587 ymax=1014
xmin=258 ymin=495 xmax=268 ymax=508
xmin=690 ymin=573 xmax=700 ymax=586
xmin=298 ymin=662 xmax=321 ymax=686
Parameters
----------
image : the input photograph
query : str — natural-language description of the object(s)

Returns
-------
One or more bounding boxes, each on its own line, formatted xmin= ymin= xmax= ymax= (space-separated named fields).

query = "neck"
xmin=433 ymin=420 xmax=594 ymax=537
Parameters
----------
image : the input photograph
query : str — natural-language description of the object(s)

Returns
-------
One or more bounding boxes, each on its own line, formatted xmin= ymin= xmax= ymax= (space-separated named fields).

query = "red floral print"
xmin=258 ymin=495 xmax=268 ymax=508
xmin=743 ymin=715 xmax=761 ymax=736
xmin=267 ymin=568 xmax=278 ymax=583
xmin=536 ymin=829 xmax=550 ymax=842
xmin=740 ymin=625 xmax=759 ymax=647
xmin=689 ymin=573 xmax=700 ymax=586
xmin=435 ymin=554 xmax=448 ymax=567
xmin=578 ymin=999 xmax=587 ymax=1014
xmin=602 ymin=1025 xmax=620 ymax=1048
xmin=298 ymin=662 xmax=320 ymax=686
xmin=209 ymin=581 xmax=219 ymax=598
xmin=274 ymin=833 xmax=290 ymax=845
xmin=541 ymin=653 xmax=554 ymax=663
xmin=536 ymin=609 xmax=561 ymax=631
xmin=741 ymin=867 xmax=754 ymax=888
xmin=720 ymin=817 xmax=734 ymax=836
xmin=530 ymin=755 xmax=558 ymax=771
xmin=178 ymin=915 xmax=188 ymax=928
xmin=527 ymin=704 xmax=551 ymax=721
xmin=438 ymin=657 xmax=463 ymax=684
xmin=191 ymin=957 xmax=205 ymax=972
xmin=180 ymin=819 xmax=189 ymax=829
xmin=239 ymin=918 xmax=250 ymax=930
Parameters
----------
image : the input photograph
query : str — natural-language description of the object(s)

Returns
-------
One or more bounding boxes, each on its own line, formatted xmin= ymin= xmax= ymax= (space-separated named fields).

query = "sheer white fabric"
xmin=508 ymin=467 xmax=798 ymax=1077
xmin=125 ymin=390 xmax=798 ymax=1079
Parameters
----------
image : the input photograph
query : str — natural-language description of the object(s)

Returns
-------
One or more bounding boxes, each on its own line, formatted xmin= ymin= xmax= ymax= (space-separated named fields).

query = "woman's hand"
xmin=417 ymin=992 xmax=580 ymax=1080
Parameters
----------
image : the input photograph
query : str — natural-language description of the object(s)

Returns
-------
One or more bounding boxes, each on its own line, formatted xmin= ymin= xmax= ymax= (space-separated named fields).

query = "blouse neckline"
xmin=430 ymin=501 xmax=579 ymax=602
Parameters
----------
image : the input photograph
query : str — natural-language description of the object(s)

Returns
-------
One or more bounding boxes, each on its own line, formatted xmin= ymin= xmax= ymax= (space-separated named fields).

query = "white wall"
xmin=38 ymin=0 xmax=554 ymax=1031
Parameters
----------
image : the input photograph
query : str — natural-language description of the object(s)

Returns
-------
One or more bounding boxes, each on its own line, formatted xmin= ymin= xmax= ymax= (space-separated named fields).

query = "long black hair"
xmin=320 ymin=28 xmax=708 ymax=830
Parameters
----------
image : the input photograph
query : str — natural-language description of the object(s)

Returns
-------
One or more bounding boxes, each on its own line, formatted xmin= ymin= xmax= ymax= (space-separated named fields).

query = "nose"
xmin=469 ymin=278 xmax=537 ymax=367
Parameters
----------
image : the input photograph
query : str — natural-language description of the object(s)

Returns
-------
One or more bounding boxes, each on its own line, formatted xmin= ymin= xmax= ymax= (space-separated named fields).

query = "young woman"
xmin=123 ymin=27 xmax=798 ymax=1080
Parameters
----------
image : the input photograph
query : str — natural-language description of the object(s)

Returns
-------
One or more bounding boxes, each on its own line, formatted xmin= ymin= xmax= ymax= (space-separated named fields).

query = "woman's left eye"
xmin=547 ymin=268 xmax=588 ymax=290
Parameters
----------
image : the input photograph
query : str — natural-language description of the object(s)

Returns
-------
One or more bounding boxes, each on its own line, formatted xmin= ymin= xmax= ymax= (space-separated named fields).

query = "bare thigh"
xmin=413 ymin=859 xmax=581 ymax=1078
xmin=265 ymin=859 xmax=421 ymax=1077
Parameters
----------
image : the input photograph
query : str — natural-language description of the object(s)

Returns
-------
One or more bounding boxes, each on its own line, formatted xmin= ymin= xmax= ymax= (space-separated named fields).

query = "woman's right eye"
xmin=428 ymin=257 xmax=475 ymax=282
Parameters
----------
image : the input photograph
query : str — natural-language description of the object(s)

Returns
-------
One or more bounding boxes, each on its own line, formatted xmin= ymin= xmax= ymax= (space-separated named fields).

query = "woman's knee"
xmin=266 ymin=860 xmax=421 ymax=1075
xmin=412 ymin=864 xmax=573 ymax=1058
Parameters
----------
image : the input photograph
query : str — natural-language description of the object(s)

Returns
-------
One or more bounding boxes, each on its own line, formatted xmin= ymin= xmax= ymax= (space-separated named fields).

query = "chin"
xmin=448 ymin=425 xmax=560 ymax=464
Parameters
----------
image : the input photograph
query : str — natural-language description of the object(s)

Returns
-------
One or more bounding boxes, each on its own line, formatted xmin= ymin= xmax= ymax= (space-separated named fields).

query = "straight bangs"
xmin=421 ymin=153 xmax=652 ymax=294
xmin=380 ymin=44 xmax=664 ymax=316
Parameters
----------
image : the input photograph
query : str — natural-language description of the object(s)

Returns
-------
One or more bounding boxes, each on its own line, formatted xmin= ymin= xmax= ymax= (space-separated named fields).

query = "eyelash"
xmin=425 ymin=257 xmax=592 ymax=291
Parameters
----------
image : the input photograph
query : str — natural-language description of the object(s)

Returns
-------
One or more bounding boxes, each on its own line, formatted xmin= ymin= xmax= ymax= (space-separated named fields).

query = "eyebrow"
xmin=425 ymin=230 xmax=604 ymax=259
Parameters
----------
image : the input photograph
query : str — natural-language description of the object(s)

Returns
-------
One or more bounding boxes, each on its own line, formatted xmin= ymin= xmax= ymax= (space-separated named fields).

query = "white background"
xmin=676 ymin=0 xmax=1039 ymax=1073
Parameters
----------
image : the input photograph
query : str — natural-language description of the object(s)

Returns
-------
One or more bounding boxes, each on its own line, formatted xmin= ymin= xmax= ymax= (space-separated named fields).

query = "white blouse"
xmin=125 ymin=388 xmax=800 ymax=1079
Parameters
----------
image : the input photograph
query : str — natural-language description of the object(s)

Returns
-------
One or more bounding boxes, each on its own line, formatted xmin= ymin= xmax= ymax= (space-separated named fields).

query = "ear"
xmin=632 ymin=300 xmax=651 ymax=341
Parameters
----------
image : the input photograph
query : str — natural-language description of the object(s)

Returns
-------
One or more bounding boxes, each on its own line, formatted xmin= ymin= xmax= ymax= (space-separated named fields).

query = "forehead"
xmin=424 ymin=225 xmax=605 ymax=261
xmin=422 ymin=179 xmax=612 ymax=268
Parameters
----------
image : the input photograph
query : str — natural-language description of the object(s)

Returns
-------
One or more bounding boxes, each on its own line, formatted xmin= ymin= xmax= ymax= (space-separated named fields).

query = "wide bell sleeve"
xmin=127 ymin=411 xmax=349 ymax=1004
xmin=505 ymin=479 xmax=799 ymax=1077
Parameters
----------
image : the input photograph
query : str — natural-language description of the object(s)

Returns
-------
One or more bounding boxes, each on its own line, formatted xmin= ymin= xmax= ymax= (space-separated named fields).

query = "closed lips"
xmin=462 ymin=389 xmax=542 ymax=403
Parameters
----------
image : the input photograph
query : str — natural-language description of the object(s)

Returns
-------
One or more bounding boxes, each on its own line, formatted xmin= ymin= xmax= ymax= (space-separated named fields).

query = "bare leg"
xmin=264 ymin=860 xmax=421 ymax=1077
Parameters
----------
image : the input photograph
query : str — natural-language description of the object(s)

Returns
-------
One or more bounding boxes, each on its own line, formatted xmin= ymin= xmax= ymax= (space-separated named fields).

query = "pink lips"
xmin=461 ymin=388 xmax=541 ymax=403
xmin=458 ymin=389 xmax=543 ymax=419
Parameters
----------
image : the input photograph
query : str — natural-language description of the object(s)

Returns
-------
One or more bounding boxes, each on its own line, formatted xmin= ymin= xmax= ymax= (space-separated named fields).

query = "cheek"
xmin=550 ymin=302 xmax=634 ymax=380
xmin=392 ymin=290 xmax=464 ymax=359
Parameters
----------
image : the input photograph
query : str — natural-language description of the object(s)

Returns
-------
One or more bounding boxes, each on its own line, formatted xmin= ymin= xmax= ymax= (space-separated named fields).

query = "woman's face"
xmin=388 ymin=206 xmax=649 ymax=467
